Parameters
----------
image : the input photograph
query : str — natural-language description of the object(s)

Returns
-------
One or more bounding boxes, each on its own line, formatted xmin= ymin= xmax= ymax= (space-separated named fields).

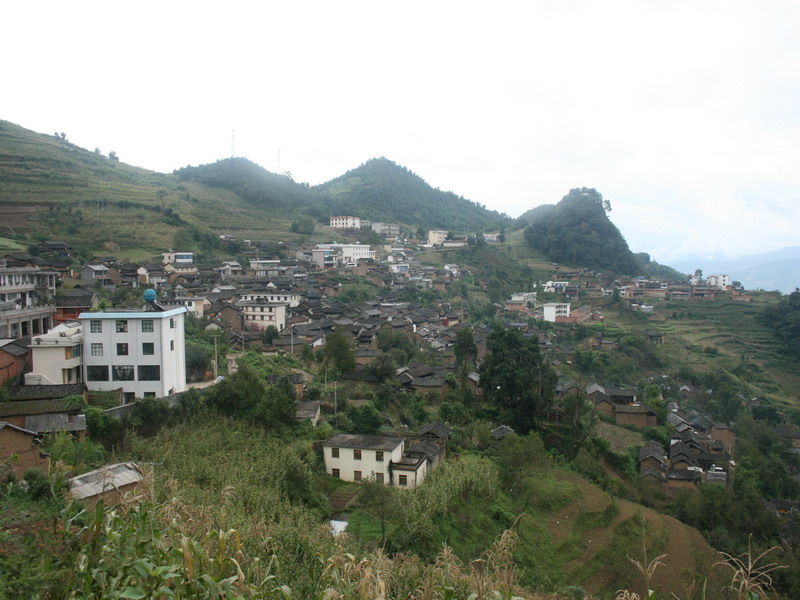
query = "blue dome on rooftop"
xmin=143 ymin=289 xmax=157 ymax=303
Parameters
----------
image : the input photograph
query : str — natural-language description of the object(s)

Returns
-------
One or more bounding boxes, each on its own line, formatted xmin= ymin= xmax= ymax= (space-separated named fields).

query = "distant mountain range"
xmin=670 ymin=247 xmax=800 ymax=293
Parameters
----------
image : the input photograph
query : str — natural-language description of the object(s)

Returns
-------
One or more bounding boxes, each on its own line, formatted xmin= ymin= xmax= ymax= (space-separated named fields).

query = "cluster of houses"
xmin=638 ymin=407 xmax=736 ymax=494
xmin=0 ymin=232 xmax=760 ymax=506
xmin=502 ymin=268 xmax=745 ymax=325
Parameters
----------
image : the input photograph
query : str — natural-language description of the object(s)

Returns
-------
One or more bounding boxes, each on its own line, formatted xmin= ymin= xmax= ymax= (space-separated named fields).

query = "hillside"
xmin=524 ymin=188 xmax=640 ymax=275
xmin=0 ymin=120 xmax=334 ymax=258
xmin=316 ymin=157 xmax=516 ymax=233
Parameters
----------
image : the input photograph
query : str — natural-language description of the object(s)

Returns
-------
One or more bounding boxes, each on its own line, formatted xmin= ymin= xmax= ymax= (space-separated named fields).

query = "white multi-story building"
xmin=0 ymin=266 xmax=58 ymax=338
xmin=511 ymin=292 xmax=537 ymax=303
xmin=248 ymin=259 xmax=281 ymax=277
xmin=428 ymin=230 xmax=448 ymax=246
xmin=238 ymin=290 xmax=301 ymax=308
xmin=79 ymin=305 xmax=187 ymax=402
xmin=329 ymin=216 xmax=361 ymax=229
xmin=542 ymin=303 xmax=571 ymax=323
xmin=26 ymin=321 xmax=83 ymax=385
xmin=314 ymin=243 xmax=375 ymax=267
xmin=706 ymin=274 xmax=731 ymax=289
xmin=239 ymin=301 xmax=287 ymax=332
xmin=371 ymin=222 xmax=401 ymax=237
xmin=161 ymin=251 xmax=194 ymax=266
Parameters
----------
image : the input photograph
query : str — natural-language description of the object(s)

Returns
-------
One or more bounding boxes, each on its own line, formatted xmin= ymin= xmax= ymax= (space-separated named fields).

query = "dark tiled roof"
xmin=323 ymin=433 xmax=403 ymax=451
xmin=6 ymin=383 xmax=84 ymax=402
xmin=0 ymin=398 xmax=77 ymax=417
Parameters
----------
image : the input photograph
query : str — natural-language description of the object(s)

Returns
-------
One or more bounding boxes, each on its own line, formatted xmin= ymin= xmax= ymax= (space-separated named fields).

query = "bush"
xmin=23 ymin=469 xmax=51 ymax=501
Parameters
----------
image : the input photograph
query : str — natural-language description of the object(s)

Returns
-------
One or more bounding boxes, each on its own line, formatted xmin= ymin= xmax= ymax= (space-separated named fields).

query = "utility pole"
xmin=211 ymin=333 xmax=219 ymax=379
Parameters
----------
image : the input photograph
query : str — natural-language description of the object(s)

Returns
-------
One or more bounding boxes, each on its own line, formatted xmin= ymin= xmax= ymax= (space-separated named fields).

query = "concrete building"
xmin=706 ymin=274 xmax=731 ymax=289
xmin=0 ymin=266 xmax=57 ymax=338
xmin=313 ymin=243 xmax=375 ymax=267
xmin=322 ymin=433 xmax=433 ymax=489
xmin=542 ymin=303 xmax=571 ymax=323
xmin=79 ymin=295 xmax=187 ymax=402
xmin=323 ymin=434 xmax=405 ymax=486
xmin=161 ymin=251 xmax=194 ymax=266
xmin=238 ymin=290 xmax=301 ymax=308
xmin=371 ymin=222 xmax=401 ymax=237
xmin=239 ymin=301 xmax=287 ymax=332
xmin=329 ymin=216 xmax=361 ymax=229
xmin=27 ymin=322 xmax=83 ymax=385
xmin=428 ymin=230 xmax=448 ymax=246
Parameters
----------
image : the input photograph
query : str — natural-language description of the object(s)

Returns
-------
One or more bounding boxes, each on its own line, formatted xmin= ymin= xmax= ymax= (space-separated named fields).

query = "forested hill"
xmin=524 ymin=187 xmax=641 ymax=275
xmin=316 ymin=157 xmax=516 ymax=232
xmin=173 ymin=157 xmax=327 ymax=210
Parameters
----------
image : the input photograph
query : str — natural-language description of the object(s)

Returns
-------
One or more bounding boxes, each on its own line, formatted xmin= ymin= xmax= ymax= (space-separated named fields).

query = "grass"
xmin=596 ymin=421 xmax=645 ymax=454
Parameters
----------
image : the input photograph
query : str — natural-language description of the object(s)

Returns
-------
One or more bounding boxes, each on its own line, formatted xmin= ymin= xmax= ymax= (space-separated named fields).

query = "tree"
xmin=454 ymin=327 xmax=476 ymax=380
xmin=479 ymin=327 xmax=557 ymax=433
xmin=360 ymin=478 xmax=397 ymax=545
xmin=108 ymin=151 xmax=119 ymax=162
xmin=323 ymin=327 xmax=355 ymax=374
xmin=370 ymin=353 xmax=396 ymax=383
xmin=206 ymin=364 xmax=266 ymax=416
xmin=262 ymin=325 xmax=279 ymax=345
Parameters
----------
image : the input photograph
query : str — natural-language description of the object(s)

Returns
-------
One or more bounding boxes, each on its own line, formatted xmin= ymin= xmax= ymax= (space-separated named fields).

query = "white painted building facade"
xmin=329 ymin=216 xmax=361 ymax=229
xmin=79 ymin=307 xmax=187 ymax=401
xmin=542 ymin=303 xmax=571 ymax=322
xmin=27 ymin=321 xmax=83 ymax=385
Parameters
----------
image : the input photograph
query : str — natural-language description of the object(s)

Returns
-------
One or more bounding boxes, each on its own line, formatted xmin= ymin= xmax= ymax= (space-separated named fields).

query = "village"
xmin=0 ymin=215 xmax=774 ymax=506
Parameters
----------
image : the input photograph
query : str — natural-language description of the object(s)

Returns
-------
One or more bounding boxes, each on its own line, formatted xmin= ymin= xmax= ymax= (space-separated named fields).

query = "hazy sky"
xmin=4 ymin=1 xmax=799 ymax=264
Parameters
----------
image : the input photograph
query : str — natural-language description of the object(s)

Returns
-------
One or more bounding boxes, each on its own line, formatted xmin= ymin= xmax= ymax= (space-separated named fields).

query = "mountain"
xmin=670 ymin=247 xmax=800 ymax=293
xmin=0 ymin=120 xmax=514 ymax=257
xmin=0 ymin=120 xmax=305 ymax=257
xmin=524 ymin=187 xmax=641 ymax=275
xmin=518 ymin=203 xmax=556 ymax=224
xmin=316 ymin=157 xmax=515 ymax=233
xmin=174 ymin=157 xmax=326 ymax=210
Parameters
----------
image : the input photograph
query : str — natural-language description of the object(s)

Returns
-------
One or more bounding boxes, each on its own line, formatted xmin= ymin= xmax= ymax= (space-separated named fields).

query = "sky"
xmin=4 ymin=1 xmax=799 ymax=265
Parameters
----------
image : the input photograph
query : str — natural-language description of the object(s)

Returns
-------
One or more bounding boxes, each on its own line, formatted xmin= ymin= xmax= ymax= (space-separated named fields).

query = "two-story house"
xmin=322 ymin=433 xmax=430 ymax=489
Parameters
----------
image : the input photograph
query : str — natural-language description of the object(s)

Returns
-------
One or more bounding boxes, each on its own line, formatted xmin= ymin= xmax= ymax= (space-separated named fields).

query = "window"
xmin=331 ymin=447 xmax=339 ymax=458
xmin=137 ymin=365 xmax=160 ymax=381
xmin=142 ymin=342 xmax=154 ymax=355
xmin=375 ymin=472 xmax=384 ymax=484
xmin=170 ymin=340 xmax=174 ymax=351
xmin=72 ymin=344 xmax=81 ymax=357
xmin=87 ymin=365 xmax=109 ymax=381
xmin=116 ymin=343 xmax=128 ymax=356
xmin=398 ymin=475 xmax=408 ymax=486
xmin=353 ymin=449 xmax=362 ymax=460
xmin=375 ymin=451 xmax=384 ymax=462
xmin=91 ymin=343 xmax=103 ymax=356
xmin=169 ymin=318 xmax=175 ymax=329
xmin=115 ymin=320 xmax=128 ymax=333
xmin=143 ymin=392 xmax=156 ymax=398
xmin=112 ymin=365 xmax=134 ymax=381
xmin=141 ymin=319 xmax=154 ymax=333
xmin=90 ymin=320 xmax=102 ymax=333
xmin=332 ymin=468 xmax=340 ymax=478
xmin=354 ymin=470 xmax=362 ymax=482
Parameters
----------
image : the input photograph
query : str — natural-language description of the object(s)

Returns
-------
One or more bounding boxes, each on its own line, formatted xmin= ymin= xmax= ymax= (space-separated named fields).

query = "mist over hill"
xmin=671 ymin=247 xmax=800 ymax=293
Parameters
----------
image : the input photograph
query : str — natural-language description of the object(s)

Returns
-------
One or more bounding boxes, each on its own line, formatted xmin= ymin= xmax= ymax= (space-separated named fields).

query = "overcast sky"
xmin=4 ymin=1 xmax=799 ymax=264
